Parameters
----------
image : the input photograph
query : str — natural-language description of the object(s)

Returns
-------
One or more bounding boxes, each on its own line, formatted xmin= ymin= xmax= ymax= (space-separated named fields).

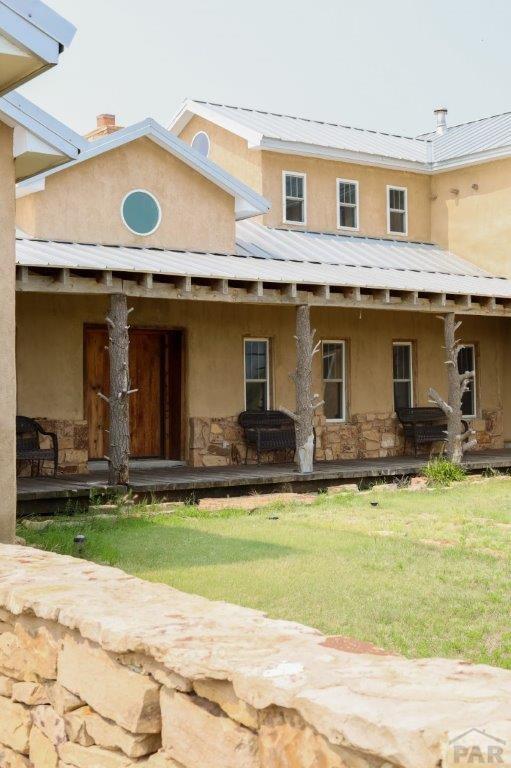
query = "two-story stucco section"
xmin=0 ymin=122 xmax=16 ymax=542
xmin=179 ymin=114 xmax=431 ymax=240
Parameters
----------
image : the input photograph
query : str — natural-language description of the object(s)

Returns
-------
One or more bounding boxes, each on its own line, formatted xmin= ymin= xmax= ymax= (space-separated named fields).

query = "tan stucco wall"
xmin=260 ymin=153 xmax=431 ymax=240
xmin=431 ymin=158 xmax=511 ymax=277
xmin=16 ymin=137 xmax=236 ymax=253
xmin=177 ymin=118 xmax=431 ymax=240
xmin=0 ymin=122 xmax=16 ymax=542
xmin=179 ymin=115 xmax=263 ymax=195
xmin=16 ymin=294 xmax=506 ymax=448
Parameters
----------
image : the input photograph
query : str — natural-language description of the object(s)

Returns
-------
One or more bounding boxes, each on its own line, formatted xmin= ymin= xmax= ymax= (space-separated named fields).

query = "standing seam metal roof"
xmin=15 ymin=222 xmax=511 ymax=299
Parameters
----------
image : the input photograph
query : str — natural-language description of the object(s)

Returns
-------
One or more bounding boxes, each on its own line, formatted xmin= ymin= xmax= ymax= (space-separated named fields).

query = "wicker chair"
xmin=16 ymin=416 xmax=58 ymax=477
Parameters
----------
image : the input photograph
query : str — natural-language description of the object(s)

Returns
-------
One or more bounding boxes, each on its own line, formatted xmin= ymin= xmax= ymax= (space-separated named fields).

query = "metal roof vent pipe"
xmin=434 ymin=107 xmax=448 ymax=135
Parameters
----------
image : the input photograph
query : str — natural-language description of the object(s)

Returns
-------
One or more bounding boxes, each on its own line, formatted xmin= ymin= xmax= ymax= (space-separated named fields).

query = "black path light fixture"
xmin=73 ymin=534 xmax=86 ymax=555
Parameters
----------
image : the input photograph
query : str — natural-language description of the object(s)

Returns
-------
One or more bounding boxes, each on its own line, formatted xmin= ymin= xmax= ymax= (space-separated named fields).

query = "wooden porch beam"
xmin=14 ymin=269 xmax=511 ymax=317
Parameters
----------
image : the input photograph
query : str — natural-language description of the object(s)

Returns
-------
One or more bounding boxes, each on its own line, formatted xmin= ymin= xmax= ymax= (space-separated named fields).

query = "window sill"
xmin=283 ymin=220 xmax=306 ymax=227
xmin=337 ymin=226 xmax=359 ymax=233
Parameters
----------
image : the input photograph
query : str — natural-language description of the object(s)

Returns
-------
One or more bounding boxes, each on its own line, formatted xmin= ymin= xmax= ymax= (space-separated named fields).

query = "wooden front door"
xmin=84 ymin=327 xmax=183 ymax=460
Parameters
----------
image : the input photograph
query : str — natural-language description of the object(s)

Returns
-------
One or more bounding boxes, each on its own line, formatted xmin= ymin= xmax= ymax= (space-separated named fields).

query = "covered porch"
xmin=14 ymin=223 xmax=511 ymax=508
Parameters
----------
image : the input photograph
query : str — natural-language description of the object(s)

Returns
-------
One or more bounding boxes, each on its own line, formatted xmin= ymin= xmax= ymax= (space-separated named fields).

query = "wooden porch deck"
xmin=17 ymin=449 xmax=511 ymax=513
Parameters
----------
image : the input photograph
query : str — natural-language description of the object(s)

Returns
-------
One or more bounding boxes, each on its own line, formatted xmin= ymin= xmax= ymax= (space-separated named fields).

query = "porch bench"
xmin=16 ymin=416 xmax=58 ymax=477
xmin=396 ymin=407 xmax=467 ymax=457
xmin=238 ymin=410 xmax=296 ymax=464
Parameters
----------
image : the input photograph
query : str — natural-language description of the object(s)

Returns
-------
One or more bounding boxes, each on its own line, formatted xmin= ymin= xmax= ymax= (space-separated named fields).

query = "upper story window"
xmin=191 ymin=131 xmax=210 ymax=158
xmin=393 ymin=342 xmax=414 ymax=410
xmin=458 ymin=344 xmax=477 ymax=418
xmin=387 ymin=186 xmax=407 ymax=235
xmin=283 ymin=172 xmax=306 ymax=225
xmin=337 ymin=179 xmax=359 ymax=230
xmin=121 ymin=190 xmax=161 ymax=236
xmin=244 ymin=339 xmax=270 ymax=411
xmin=322 ymin=341 xmax=346 ymax=421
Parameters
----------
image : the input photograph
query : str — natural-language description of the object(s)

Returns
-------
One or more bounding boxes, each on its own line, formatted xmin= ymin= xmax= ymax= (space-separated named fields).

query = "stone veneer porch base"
xmin=188 ymin=409 xmax=504 ymax=468
xmin=17 ymin=419 xmax=89 ymax=477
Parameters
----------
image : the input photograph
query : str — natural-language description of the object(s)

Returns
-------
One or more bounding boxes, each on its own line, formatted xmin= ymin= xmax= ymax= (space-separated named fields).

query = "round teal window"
xmin=121 ymin=190 xmax=161 ymax=236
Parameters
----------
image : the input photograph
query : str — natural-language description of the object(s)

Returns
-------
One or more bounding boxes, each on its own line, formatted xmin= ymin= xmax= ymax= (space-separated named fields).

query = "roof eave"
xmin=168 ymin=99 xmax=264 ymax=148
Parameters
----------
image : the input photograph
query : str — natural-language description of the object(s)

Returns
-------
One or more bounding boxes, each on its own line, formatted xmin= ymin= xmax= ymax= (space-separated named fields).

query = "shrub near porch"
xmin=21 ymin=476 xmax=511 ymax=669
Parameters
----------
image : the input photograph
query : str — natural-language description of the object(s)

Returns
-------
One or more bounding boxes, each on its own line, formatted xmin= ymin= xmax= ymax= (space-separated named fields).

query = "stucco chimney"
xmin=85 ymin=114 xmax=123 ymax=141
xmin=434 ymin=107 xmax=448 ymax=135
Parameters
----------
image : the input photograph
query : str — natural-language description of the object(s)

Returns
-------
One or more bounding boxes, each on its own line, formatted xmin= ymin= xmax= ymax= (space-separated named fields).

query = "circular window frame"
xmin=120 ymin=189 xmax=162 ymax=237
xmin=191 ymin=130 xmax=210 ymax=158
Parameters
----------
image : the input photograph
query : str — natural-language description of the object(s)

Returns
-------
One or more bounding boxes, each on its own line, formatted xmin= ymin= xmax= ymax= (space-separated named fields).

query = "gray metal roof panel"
xmin=16 ymin=224 xmax=511 ymax=299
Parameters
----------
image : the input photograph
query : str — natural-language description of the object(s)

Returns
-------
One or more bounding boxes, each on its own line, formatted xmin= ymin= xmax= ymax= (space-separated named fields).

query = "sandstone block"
xmin=58 ymin=636 xmax=161 ymax=733
xmin=193 ymin=679 xmax=258 ymax=729
xmin=46 ymin=682 xmax=85 ymax=715
xmin=0 ymin=695 xmax=31 ymax=754
xmin=58 ymin=742 xmax=133 ymax=768
xmin=32 ymin=706 xmax=67 ymax=746
xmin=64 ymin=708 xmax=94 ymax=746
xmin=138 ymin=753 xmax=183 ymax=767
xmin=65 ymin=706 xmax=161 ymax=758
xmin=0 ymin=617 xmax=63 ymax=681
xmin=0 ymin=673 xmax=14 ymax=696
xmin=259 ymin=718 xmax=351 ymax=768
xmin=12 ymin=681 xmax=50 ymax=705
xmin=0 ymin=743 xmax=30 ymax=767
xmin=161 ymin=688 xmax=258 ymax=768
xmin=114 ymin=653 xmax=191 ymax=693
xmin=29 ymin=725 xmax=59 ymax=768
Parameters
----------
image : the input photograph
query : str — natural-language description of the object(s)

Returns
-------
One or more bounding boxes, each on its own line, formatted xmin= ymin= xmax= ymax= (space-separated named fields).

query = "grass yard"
xmin=19 ymin=476 xmax=511 ymax=669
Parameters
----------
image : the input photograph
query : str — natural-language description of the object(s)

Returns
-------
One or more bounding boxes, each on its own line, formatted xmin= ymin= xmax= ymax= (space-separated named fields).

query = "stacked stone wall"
xmin=0 ymin=545 xmax=510 ymax=768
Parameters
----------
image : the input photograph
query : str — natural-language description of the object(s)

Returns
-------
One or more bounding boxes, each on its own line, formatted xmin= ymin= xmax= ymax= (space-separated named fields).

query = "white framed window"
xmin=393 ymin=342 xmax=414 ymax=410
xmin=387 ymin=185 xmax=408 ymax=235
xmin=337 ymin=179 xmax=359 ymax=230
xmin=244 ymin=339 xmax=270 ymax=411
xmin=121 ymin=189 xmax=162 ymax=236
xmin=283 ymin=172 xmax=306 ymax=225
xmin=322 ymin=341 xmax=346 ymax=421
xmin=458 ymin=344 xmax=477 ymax=418
xmin=191 ymin=131 xmax=210 ymax=158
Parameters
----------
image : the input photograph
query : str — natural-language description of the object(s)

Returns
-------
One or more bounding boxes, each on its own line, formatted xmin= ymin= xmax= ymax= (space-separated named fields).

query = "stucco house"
xmin=12 ymin=100 xmax=511 ymax=477
xmin=0 ymin=0 xmax=83 ymax=540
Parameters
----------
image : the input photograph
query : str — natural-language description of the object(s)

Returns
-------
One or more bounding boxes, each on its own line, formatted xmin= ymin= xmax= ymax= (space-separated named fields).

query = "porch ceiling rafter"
xmin=15 ymin=264 xmax=511 ymax=317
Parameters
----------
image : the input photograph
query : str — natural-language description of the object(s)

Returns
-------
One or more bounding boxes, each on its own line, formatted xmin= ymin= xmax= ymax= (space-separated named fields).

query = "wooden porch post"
xmin=281 ymin=304 xmax=323 ymax=474
xmin=99 ymin=293 xmax=136 ymax=486
xmin=428 ymin=312 xmax=477 ymax=464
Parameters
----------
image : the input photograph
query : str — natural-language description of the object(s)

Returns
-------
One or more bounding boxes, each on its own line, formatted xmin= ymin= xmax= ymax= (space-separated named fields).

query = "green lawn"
xmin=19 ymin=476 xmax=511 ymax=669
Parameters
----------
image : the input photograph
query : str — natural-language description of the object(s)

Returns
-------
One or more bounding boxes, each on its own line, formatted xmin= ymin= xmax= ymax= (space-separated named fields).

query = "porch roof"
xmin=15 ymin=223 xmax=511 ymax=316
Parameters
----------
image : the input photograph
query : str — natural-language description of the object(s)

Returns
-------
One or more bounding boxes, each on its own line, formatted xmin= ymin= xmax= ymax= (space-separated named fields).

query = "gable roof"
xmin=170 ymin=99 xmax=511 ymax=173
xmin=15 ymin=221 xmax=511 ymax=301
xmin=16 ymin=117 xmax=270 ymax=220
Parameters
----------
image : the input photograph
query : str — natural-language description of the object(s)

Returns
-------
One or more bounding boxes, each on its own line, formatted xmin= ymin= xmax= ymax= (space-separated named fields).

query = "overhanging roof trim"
xmin=15 ymin=223 xmax=511 ymax=300
xmin=1 ymin=0 xmax=76 ymax=48
xmin=16 ymin=118 xmax=270 ymax=220
xmin=171 ymin=100 xmax=511 ymax=172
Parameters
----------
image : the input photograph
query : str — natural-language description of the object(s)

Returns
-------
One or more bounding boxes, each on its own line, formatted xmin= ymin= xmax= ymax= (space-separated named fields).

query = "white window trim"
xmin=336 ymin=178 xmax=359 ymax=231
xmin=392 ymin=341 xmax=414 ymax=408
xmin=322 ymin=340 xmax=346 ymax=422
xmin=459 ymin=343 xmax=477 ymax=419
xmin=244 ymin=338 xmax=270 ymax=410
xmin=120 ymin=189 xmax=162 ymax=237
xmin=282 ymin=171 xmax=307 ymax=226
xmin=386 ymin=185 xmax=408 ymax=236
xmin=191 ymin=130 xmax=210 ymax=158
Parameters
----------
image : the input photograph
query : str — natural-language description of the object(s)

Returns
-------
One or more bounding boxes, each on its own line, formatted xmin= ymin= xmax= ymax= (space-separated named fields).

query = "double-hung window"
xmin=283 ymin=172 xmax=306 ymax=224
xmin=458 ymin=344 xmax=477 ymax=418
xmin=393 ymin=342 xmax=414 ymax=410
xmin=387 ymin=186 xmax=407 ymax=235
xmin=337 ymin=179 xmax=358 ymax=230
xmin=322 ymin=341 xmax=346 ymax=421
xmin=244 ymin=339 xmax=270 ymax=411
